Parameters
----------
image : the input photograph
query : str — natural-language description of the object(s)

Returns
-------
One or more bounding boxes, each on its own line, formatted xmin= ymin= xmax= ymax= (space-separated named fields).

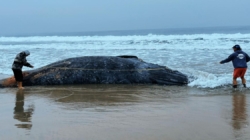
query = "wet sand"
xmin=0 ymin=85 xmax=249 ymax=140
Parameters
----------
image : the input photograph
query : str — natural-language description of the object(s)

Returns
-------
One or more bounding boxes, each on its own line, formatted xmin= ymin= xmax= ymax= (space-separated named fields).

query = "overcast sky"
xmin=1 ymin=0 xmax=250 ymax=35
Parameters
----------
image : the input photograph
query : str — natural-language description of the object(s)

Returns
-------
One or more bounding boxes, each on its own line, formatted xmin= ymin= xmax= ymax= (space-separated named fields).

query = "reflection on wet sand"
xmin=0 ymin=85 xmax=249 ymax=140
xmin=232 ymin=93 xmax=248 ymax=130
xmin=24 ymin=85 xmax=187 ymax=109
xmin=14 ymin=90 xmax=34 ymax=130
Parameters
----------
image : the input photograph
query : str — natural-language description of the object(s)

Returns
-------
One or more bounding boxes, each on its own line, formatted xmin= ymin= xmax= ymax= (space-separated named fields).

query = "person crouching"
xmin=12 ymin=50 xmax=34 ymax=89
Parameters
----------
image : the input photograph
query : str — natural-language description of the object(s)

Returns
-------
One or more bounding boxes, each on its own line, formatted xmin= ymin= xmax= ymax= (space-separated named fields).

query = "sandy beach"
xmin=0 ymin=84 xmax=249 ymax=140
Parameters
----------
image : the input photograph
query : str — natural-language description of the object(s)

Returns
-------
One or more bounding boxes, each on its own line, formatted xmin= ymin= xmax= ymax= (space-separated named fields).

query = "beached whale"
xmin=0 ymin=56 xmax=188 ymax=87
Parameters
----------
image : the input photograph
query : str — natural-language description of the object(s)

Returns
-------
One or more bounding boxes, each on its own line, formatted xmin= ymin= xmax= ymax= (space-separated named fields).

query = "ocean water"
xmin=1 ymin=27 xmax=250 ymax=140
xmin=0 ymin=27 xmax=250 ymax=88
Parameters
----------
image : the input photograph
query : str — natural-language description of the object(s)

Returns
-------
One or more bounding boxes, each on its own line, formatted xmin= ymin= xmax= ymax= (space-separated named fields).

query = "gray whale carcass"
xmin=0 ymin=56 xmax=188 ymax=87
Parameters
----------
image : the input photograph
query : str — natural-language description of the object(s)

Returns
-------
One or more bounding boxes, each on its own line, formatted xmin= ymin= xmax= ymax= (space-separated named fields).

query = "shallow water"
xmin=0 ymin=85 xmax=249 ymax=140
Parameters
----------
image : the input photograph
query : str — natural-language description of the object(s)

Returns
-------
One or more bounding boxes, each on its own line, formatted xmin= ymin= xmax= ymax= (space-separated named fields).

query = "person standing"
xmin=12 ymin=50 xmax=34 ymax=89
xmin=220 ymin=45 xmax=250 ymax=88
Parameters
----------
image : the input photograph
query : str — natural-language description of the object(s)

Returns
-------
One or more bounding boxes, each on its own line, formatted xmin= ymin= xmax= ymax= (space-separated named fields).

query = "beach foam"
xmin=187 ymin=70 xmax=250 ymax=88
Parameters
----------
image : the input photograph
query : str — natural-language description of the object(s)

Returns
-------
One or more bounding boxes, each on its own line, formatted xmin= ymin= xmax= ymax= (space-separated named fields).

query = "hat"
xmin=23 ymin=50 xmax=30 ymax=56
xmin=232 ymin=45 xmax=241 ymax=50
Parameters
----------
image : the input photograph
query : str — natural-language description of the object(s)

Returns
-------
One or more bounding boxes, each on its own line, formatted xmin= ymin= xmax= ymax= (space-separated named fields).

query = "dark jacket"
xmin=12 ymin=51 xmax=33 ymax=70
xmin=220 ymin=50 xmax=250 ymax=68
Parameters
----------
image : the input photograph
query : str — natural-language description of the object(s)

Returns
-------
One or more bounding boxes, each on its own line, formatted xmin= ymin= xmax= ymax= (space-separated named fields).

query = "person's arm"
xmin=23 ymin=62 xmax=34 ymax=68
xmin=220 ymin=53 xmax=235 ymax=64
xmin=22 ymin=58 xmax=34 ymax=68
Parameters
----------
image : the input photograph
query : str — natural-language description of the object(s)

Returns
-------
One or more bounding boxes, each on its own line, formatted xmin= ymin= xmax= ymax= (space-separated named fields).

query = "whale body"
xmin=0 ymin=56 xmax=188 ymax=87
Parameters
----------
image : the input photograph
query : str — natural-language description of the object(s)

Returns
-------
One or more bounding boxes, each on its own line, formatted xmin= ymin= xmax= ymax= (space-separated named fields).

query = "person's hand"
xmin=30 ymin=65 xmax=34 ymax=68
xmin=219 ymin=62 xmax=222 ymax=64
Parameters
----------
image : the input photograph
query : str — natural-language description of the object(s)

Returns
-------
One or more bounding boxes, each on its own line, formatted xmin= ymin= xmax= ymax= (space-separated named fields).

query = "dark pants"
xmin=12 ymin=69 xmax=23 ymax=82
